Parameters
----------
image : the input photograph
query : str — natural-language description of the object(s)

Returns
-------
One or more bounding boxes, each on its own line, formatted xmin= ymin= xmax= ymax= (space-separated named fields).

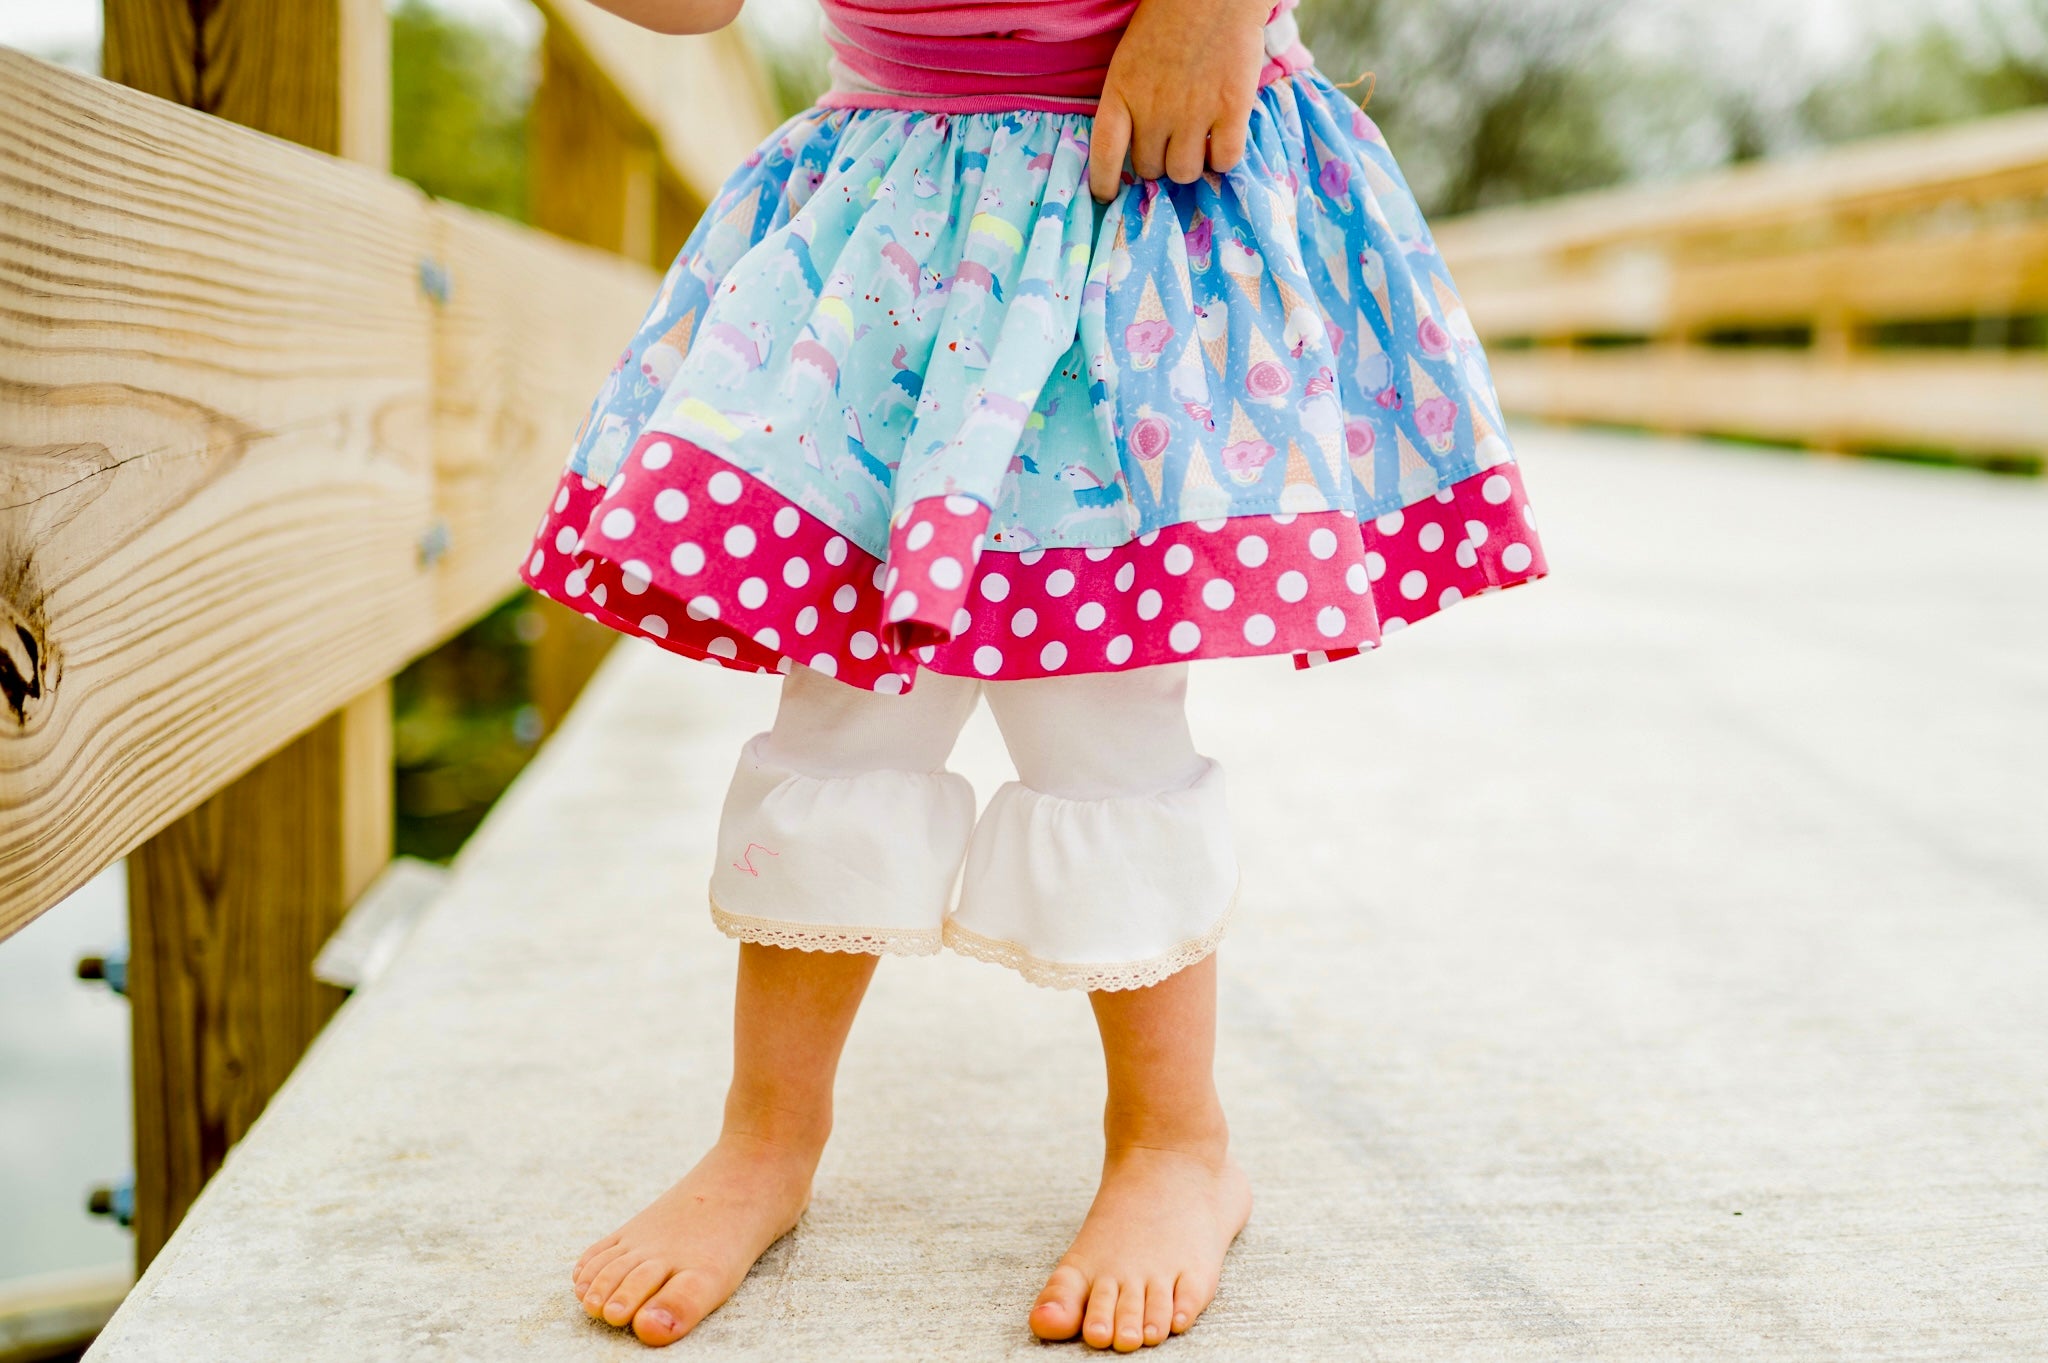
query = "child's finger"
xmin=1128 ymin=114 xmax=1170 ymax=184
xmin=1089 ymin=95 xmax=1133 ymax=202
xmin=1165 ymin=126 xmax=1207 ymax=184
xmin=1207 ymin=114 xmax=1250 ymax=175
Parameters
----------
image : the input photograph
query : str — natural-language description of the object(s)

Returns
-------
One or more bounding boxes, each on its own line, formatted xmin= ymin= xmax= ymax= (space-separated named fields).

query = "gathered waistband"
xmin=817 ymin=0 xmax=1313 ymax=115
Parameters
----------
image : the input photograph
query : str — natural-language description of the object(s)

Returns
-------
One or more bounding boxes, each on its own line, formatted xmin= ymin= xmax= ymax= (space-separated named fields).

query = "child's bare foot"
xmin=1028 ymin=1132 xmax=1253 ymax=1351
xmin=571 ymin=1129 xmax=820 ymax=1346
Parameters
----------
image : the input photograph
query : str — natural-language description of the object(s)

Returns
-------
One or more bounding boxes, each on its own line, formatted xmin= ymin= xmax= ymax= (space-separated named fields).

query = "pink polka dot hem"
xmin=520 ymin=435 xmax=1547 ymax=692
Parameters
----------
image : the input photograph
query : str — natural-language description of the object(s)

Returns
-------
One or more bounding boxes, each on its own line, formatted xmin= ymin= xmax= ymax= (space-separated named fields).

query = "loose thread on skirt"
xmin=1331 ymin=70 xmax=1377 ymax=108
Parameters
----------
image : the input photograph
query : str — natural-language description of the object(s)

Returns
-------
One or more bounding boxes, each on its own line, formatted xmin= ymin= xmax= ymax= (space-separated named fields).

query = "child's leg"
xmin=575 ymin=665 xmax=981 ymax=1346
xmin=968 ymin=667 xmax=1249 ymax=1350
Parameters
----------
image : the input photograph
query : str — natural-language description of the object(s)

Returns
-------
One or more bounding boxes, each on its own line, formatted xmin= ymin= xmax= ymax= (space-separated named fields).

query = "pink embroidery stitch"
xmin=733 ymin=844 xmax=781 ymax=877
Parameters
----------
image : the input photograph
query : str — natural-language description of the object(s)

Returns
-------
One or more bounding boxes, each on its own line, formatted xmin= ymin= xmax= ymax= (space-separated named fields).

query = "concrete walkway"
xmin=90 ymin=430 xmax=2048 ymax=1360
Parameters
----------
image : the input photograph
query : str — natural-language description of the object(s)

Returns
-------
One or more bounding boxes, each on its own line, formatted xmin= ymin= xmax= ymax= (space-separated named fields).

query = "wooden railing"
xmin=0 ymin=0 xmax=773 ymax=1270
xmin=1436 ymin=107 xmax=2048 ymax=470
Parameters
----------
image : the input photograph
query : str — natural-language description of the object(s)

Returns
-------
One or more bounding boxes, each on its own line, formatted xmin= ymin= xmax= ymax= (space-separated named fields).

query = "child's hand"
xmin=1090 ymin=0 xmax=1274 ymax=201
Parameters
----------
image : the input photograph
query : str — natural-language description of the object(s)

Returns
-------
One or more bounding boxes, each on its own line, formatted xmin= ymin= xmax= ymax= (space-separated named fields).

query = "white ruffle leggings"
xmin=708 ymin=663 xmax=1238 ymax=992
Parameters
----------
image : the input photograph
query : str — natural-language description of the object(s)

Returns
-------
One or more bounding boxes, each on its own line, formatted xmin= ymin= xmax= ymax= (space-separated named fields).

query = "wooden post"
xmin=127 ymin=686 xmax=392 ymax=1265
xmin=102 ymin=0 xmax=395 ymax=1268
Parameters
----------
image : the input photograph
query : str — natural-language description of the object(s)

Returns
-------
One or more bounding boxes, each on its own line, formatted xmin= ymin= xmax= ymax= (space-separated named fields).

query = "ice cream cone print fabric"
xmin=521 ymin=71 xmax=1545 ymax=691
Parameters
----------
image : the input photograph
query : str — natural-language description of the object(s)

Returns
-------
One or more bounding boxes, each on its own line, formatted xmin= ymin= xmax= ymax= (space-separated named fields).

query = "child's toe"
xmin=582 ymin=1254 xmax=640 ymax=1318
xmin=1029 ymin=1264 xmax=1089 ymax=1340
xmin=632 ymin=1268 xmax=720 ymax=1346
xmin=1170 ymin=1273 xmax=1212 ymax=1334
xmin=1082 ymin=1277 xmax=1120 ymax=1349
xmin=1142 ymin=1278 xmax=1174 ymax=1345
xmin=1112 ymin=1279 xmax=1147 ymax=1352
xmin=601 ymin=1259 xmax=672 ymax=1327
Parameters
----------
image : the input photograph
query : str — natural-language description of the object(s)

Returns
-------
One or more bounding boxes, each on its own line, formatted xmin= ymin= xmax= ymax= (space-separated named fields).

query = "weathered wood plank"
xmin=1488 ymin=349 xmax=2048 ymax=457
xmin=0 ymin=49 xmax=657 ymax=936
xmin=127 ymin=684 xmax=391 ymax=1268
xmin=103 ymin=0 xmax=391 ymax=169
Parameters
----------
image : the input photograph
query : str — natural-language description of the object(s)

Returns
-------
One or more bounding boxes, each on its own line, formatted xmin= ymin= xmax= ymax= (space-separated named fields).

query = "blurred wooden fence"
xmin=0 ymin=0 xmax=774 ymax=1272
xmin=1436 ymin=108 xmax=2048 ymax=471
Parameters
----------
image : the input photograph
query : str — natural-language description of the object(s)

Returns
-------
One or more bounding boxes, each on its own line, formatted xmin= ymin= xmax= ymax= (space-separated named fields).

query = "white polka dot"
xmin=907 ymin=520 xmax=935 ymax=551
xmin=1137 ymin=589 xmax=1163 ymax=620
xmin=1106 ymin=634 xmax=1134 ymax=665
xmin=1202 ymin=579 xmax=1235 ymax=610
xmin=607 ymin=470 xmax=626 ymax=493
xmin=640 ymin=440 xmax=674 ymax=469
xmin=554 ymin=526 xmax=579 ymax=553
xmin=672 ymin=542 xmax=705 ymax=575
xmin=1365 ymin=551 xmax=1387 ymax=582
xmin=600 ymin=508 xmax=635 ymax=540
xmin=1237 ymin=536 xmax=1269 ymax=567
xmin=1465 ymin=520 xmax=1490 ymax=547
xmin=1439 ymin=586 xmax=1464 ymax=610
xmin=1345 ymin=563 xmax=1370 ymax=594
xmin=1085 ymin=546 xmax=1113 ymax=562
xmin=773 ymin=506 xmax=800 ymax=537
xmin=1399 ymin=570 xmax=1428 ymax=601
xmin=833 ymin=584 xmax=859 ymax=613
xmin=874 ymin=673 xmax=905 ymax=694
xmin=917 ymin=646 xmax=936 ymax=663
xmin=1011 ymin=608 xmax=1038 ymax=637
xmin=1375 ymin=510 xmax=1404 ymax=535
xmin=824 ymin=536 xmax=849 ymax=566
xmin=945 ymin=494 xmax=980 ymax=517
xmin=1436 ymin=487 xmax=1456 ymax=503
xmin=796 ymin=606 xmax=819 ymax=635
xmin=553 ymin=487 xmax=569 ymax=513
xmin=952 ymin=607 xmax=972 ymax=634
xmin=1270 ymin=512 xmax=1298 ymax=525
xmin=639 ymin=614 xmax=669 ymax=637
xmin=930 ymin=556 xmax=964 ymax=590
xmin=1456 ymin=542 xmax=1479 ymax=569
xmin=708 ymin=470 xmax=744 ymax=504
xmin=1308 ymin=527 xmax=1338 ymax=559
xmin=528 ymin=549 xmax=545 ymax=576
xmin=708 ymin=636 xmax=737 ymax=659
xmin=654 ymin=489 xmax=689 ymax=522
xmin=888 ymin=592 xmax=920 ymax=622
xmin=1244 ymin=614 xmax=1276 ymax=646
xmin=620 ymin=561 xmax=652 ymax=594
xmin=725 ymin=525 xmax=756 ymax=557
xmin=687 ymin=595 xmax=720 ymax=620
xmin=563 ymin=567 xmax=588 ymax=598
xmin=1522 ymin=504 xmax=1538 ymax=529
xmin=809 ymin=653 xmax=837 ymax=677
xmin=1276 ymin=571 xmax=1309 ymax=603
xmin=738 ymin=577 xmax=768 ymax=609
xmin=754 ymin=627 xmax=781 ymax=651
xmin=1115 ymin=563 xmax=1137 ymax=592
xmin=1020 ymin=548 xmax=1046 ymax=567
xmin=1382 ymin=617 xmax=1408 ymax=633
xmin=849 ymin=631 xmax=879 ymax=659
xmin=980 ymin=573 xmax=1011 ymax=602
xmin=1502 ymin=542 xmax=1534 ymax=573
xmin=1138 ymin=530 xmax=1161 ymax=547
xmin=1316 ymin=606 xmax=1346 ymax=638
xmin=884 ymin=567 xmax=900 ymax=593
xmin=1169 ymin=621 xmax=1201 ymax=653
xmin=1482 ymin=474 xmax=1513 ymax=505
xmin=1418 ymin=522 xmax=1445 ymax=552
xmin=1047 ymin=568 xmax=1076 ymax=597
xmin=783 ymin=557 xmax=810 ymax=588
xmin=1197 ymin=517 xmax=1227 ymax=533
xmin=1040 ymin=641 xmax=1068 ymax=670
xmin=590 ymin=584 xmax=606 ymax=608
xmin=1163 ymin=544 xmax=1194 ymax=576
xmin=974 ymin=645 xmax=1004 ymax=676
xmin=1075 ymin=601 xmax=1106 ymax=630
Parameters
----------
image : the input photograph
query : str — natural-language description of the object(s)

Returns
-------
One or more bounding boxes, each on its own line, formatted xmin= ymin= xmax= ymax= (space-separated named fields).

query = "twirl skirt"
xmin=520 ymin=71 xmax=1546 ymax=692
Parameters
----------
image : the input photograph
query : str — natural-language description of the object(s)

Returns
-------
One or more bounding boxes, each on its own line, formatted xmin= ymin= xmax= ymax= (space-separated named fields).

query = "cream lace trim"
xmin=942 ymin=890 xmax=1239 ymax=994
xmin=709 ymin=898 xmax=943 ymax=957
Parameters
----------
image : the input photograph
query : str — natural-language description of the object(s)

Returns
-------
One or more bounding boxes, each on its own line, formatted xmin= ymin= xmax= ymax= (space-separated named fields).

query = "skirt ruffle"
xmin=521 ymin=72 xmax=1545 ymax=690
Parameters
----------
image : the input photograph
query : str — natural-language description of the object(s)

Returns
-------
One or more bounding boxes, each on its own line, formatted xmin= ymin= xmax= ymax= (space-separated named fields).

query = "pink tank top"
xmin=816 ymin=0 xmax=1312 ymax=114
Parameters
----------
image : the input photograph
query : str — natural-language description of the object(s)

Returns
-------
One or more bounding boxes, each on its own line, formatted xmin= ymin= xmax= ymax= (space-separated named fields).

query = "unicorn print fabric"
xmin=519 ymin=9 xmax=1546 ymax=693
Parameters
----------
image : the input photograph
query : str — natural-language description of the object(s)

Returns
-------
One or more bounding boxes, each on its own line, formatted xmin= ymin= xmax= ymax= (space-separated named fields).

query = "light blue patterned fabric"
xmin=564 ymin=72 xmax=1514 ymax=556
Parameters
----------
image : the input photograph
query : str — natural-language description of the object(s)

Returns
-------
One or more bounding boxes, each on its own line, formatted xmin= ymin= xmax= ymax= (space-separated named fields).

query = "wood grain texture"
xmin=103 ymin=0 xmax=390 ymax=169
xmin=127 ymin=684 xmax=391 ymax=1268
xmin=0 ymin=49 xmax=657 ymax=936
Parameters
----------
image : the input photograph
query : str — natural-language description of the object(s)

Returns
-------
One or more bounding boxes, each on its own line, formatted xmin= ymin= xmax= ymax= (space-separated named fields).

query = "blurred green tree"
xmin=390 ymin=0 xmax=536 ymax=221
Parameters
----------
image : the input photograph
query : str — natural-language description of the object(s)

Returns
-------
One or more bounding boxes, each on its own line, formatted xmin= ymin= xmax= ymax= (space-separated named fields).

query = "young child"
xmin=523 ymin=0 xmax=1545 ymax=1348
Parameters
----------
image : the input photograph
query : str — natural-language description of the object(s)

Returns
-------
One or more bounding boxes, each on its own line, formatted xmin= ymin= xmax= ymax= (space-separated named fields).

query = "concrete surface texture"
xmin=88 ymin=429 xmax=2048 ymax=1360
